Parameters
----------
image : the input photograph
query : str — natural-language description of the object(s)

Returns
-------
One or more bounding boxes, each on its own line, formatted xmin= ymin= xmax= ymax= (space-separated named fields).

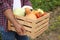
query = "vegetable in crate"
xmin=32 ymin=9 xmax=45 ymax=18
xmin=34 ymin=11 xmax=42 ymax=18
xmin=25 ymin=13 xmax=37 ymax=20
xmin=37 ymin=9 xmax=44 ymax=14
xmin=25 ymin=8 xmax=31 ymax=15
xmin=36 ymin=9 xmax=47 ymax=18
xmin=25 ymin=8 xmax=47 ymax=19
xmin=13 ymin=8 xmax=25 ymax=17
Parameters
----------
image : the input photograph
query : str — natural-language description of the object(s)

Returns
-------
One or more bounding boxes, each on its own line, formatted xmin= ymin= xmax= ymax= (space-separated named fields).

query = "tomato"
xmin=35 ymin=13 xmax=42 ymax=18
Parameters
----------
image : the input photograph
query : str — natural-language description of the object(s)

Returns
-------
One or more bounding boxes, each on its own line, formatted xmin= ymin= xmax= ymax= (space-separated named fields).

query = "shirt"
xmin=0 ymin=0 xmax=32 ymax=31
xmin=13 ymin=0 xmax=21 ymax=10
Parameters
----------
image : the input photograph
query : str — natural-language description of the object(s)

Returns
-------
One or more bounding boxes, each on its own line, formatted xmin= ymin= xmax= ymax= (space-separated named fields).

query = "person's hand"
xmin=14 ymin=24 xmax=26 ymax=36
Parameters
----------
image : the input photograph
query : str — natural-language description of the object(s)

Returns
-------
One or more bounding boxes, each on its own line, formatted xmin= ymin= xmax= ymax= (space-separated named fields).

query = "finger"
xmin=17 ymin=30 xmax=23 ymax=36
xmin=20 ymin=27 xmax=26 ymax=36
xmin=21 ymin=27 xmax=26 ymax=35
xmin=16 ymin=28 xmax=23 ymax=36
xmin=19 ymin=28 xmax=25 ymax=36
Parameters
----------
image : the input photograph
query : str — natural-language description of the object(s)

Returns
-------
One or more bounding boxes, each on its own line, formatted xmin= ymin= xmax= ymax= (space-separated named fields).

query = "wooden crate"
xmin=8 ymin=13 xmax=50 ymax=39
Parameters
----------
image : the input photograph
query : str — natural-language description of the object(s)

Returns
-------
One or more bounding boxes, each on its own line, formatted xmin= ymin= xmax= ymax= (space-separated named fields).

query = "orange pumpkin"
xmin=25 ymin=8 xmax=31 ymax=15
xmin=25 ymin=13 xmax=37 ymax=20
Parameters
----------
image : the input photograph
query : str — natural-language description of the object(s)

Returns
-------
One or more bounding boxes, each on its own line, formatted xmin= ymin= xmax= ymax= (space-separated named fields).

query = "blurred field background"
xmin=30 ymin=0 xmax=60 ymax=40
xmin=0 ymin=0 xmax=60 ymax=40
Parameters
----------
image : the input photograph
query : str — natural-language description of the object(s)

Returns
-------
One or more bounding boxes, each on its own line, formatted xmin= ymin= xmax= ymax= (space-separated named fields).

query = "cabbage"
xmin=13 ymin=8 xmax=25 ymax=17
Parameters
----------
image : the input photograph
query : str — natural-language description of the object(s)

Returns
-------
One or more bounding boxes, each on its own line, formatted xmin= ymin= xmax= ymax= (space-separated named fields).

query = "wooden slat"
xmin=17 ymin=20 xmax=25 ymax=24
xmin=9 ymin=27 xmax=16 ymax=31
xmin=8 ymin=20 xmax=33 ymax=31
xmin=17 ymin=20 xmax=33 ymax=28
xmin=35 ymin=26 xmax=48 ymax=37
xmin=16 ymin=16 xmax=35 ymax=23
xmin=22 ymin=21 xmax=33 ymax=28
xmin=24 ymin=26 xmax=32 ymax=31
xmin=8 ymin=25 xmax=32 ymax=32
xmin=33 ymin=22 xmax=49 ymax=32
xmin=36 ymin=18 xmax=49 ymax=28
xmin=30 ymin=25 xmax=48 ymax=39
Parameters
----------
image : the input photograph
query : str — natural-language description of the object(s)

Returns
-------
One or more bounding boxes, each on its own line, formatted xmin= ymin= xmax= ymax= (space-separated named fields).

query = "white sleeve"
xmin=22 ymin=5 xmax=33 ymax=9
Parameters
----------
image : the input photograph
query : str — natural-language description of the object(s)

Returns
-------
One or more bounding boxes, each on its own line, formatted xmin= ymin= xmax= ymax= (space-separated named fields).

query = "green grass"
xmin=30 ymin=0 xmax=60 ymax=11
